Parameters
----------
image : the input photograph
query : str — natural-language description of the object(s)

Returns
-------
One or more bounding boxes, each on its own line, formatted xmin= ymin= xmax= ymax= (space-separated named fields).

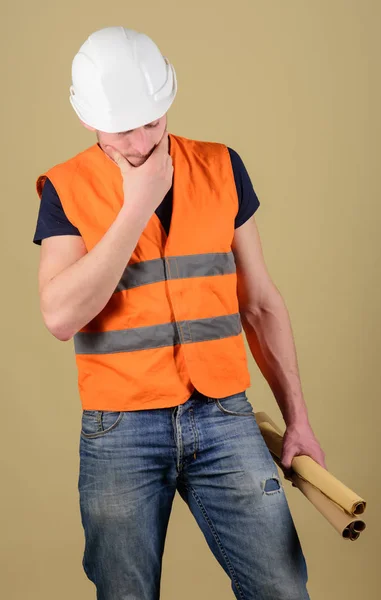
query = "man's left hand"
xmin=280 ymin=421 xmax=327 ymax=478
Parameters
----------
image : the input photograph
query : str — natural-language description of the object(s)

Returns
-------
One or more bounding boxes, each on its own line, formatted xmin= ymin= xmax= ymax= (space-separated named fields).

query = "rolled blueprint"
xmin=270 ymin=449 xmax=366 ymax=540
xmin=254 ymin=412 xmax=367 ymax=540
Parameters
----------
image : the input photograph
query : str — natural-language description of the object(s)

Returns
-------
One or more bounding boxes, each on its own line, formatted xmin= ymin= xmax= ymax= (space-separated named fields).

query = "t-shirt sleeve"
xmin=33 ymin=177 xmax=81 ymax=245
xmin=227 ymin=147 xmax=260 ymax=228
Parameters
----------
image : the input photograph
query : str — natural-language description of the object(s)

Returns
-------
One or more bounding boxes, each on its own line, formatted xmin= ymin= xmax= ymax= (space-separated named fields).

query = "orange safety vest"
xmin=36 ymin=132 xmax=251 ymax=410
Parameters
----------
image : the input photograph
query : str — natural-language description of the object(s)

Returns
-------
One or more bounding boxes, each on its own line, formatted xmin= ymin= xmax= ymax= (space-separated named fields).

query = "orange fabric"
xmin=36 ymin=133 xmax=251 ymax=410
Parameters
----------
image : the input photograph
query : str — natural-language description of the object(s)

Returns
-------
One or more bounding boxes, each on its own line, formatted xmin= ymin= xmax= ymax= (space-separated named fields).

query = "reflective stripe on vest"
xmin=74 ymin=250 xmax=239 ymax=355
xmin=74 ymin=312 xmax=242 ymax=355
xmin=114 ymin=251 xmax=236 ymax=292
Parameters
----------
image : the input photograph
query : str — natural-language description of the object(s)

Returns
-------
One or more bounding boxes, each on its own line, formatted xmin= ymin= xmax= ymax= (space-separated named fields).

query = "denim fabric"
xmin=78 ymin=389 xmax=310 ymax=599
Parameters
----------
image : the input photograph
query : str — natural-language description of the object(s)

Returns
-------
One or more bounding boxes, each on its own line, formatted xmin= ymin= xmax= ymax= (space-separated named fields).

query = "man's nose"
xmin=132 ymin=130 xmax=155 ymax=157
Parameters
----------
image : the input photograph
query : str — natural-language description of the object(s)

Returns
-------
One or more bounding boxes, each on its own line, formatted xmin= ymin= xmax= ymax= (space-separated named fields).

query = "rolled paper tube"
xmin=255 ymin=411 xmax=284 ymax=435
xmin=270 ymin=452 xmax=366 ymax=540
xmin=289 ymin=471 xmax=366 ymax=540
xmin=254 ymin=413 xmax=366 ymax=516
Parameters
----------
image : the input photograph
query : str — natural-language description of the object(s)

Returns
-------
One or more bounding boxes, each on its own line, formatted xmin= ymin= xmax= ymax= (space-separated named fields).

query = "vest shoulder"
xmin=171 ymin=133 xmax=228 ymax=156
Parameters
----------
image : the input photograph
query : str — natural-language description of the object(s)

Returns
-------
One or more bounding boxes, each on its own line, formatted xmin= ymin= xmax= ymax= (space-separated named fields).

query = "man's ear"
xmin=79 ymin=119 xmax=95 ymax=132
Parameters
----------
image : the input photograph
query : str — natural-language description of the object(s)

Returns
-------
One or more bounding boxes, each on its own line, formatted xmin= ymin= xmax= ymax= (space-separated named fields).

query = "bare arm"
xmin=232 ymin=214 xmax=326 ymax=471
xmin=232 ymin=214 xmax=309 ymax=427
xmin=39 ymin=203 xmax=149 ymax=341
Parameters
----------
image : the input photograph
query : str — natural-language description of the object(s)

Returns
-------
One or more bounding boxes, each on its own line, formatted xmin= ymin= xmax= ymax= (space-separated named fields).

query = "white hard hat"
xmin=69 ymin=26 xmax=177 ymax=133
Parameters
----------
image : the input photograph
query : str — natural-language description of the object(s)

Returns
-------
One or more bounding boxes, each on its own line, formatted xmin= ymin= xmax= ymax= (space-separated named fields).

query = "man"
xmin=34 ymin=26 xmax=325 ymax=599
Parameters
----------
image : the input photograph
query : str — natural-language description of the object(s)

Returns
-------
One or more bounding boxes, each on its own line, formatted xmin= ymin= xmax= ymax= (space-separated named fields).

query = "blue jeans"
xmin=78 ymin=389 xmax=310 ymax=599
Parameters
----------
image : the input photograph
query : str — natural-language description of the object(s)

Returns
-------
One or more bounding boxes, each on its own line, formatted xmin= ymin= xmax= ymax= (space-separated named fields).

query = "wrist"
xmin=282 ymin=406 xmax=310 ymax=428
xmin=120 ymin=201 xmax=150 ymax=228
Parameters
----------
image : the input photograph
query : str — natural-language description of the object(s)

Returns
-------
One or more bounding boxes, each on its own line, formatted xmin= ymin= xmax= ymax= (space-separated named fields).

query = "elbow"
xmin=42 ymin=311 xmax=75 ymax=342
xmin=47 ymin=321 xmax=74 ymax=342
xmin=52 ymin=328 xmax=74 ymax=343
xmin=40 ymin=288 xmax=77 ymax=341
xmin=240 ymin=306 xmax=262 ymax=329
xmin=240 ymin=291 xmax=284 ymax=328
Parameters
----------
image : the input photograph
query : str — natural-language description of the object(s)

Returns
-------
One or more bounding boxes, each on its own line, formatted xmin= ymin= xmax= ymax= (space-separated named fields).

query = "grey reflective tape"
xmin=74 ymin=321 xmax=180 ymax=355
xmin=176 ymin=312 xmax=242 ymax=344
xmin=115 ymin=252 xmax=236 ymax=292
xmin=115 ymin=258 xmax=165 ymax=291
xmin=164 ymin=252 xmax=236 ymax=280
xmin=74 ymin=313 xmax=242 ymax=355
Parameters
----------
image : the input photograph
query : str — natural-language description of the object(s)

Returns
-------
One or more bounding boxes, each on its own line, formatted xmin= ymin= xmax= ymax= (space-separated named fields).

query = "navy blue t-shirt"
xmin=33 ymin=146 xmax=260 ymax=245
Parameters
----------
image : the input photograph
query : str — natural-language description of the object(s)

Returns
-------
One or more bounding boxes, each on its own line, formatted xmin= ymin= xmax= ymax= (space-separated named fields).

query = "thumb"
xmin=104 ymin=145 xmax=132 ymax=173
xmin=150 ymin=130 xmax=169 ymax=159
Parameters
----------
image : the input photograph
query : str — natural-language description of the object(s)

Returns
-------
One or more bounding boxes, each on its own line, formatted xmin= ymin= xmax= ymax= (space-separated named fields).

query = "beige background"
xmin=1 ymin=1 xmax=380 ymax=598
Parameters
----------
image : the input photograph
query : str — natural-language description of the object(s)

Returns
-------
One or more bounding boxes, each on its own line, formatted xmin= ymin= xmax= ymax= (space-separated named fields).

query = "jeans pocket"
xmin=80 ymin=410 xmax=124 ymax=438
xmin=211 ymin=391 xmax=254 ymax=417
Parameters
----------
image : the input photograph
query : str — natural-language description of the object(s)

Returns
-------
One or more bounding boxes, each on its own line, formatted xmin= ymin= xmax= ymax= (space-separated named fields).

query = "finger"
xmin=104 ymin=145 xmax=121 ymax=163
xmin=152 ymin=130 xmax=169 ymax=157
xmin=280 ymin=452 xmax=293 ymax=470
xmin=105 ymin=146 xmax=132 ymax=171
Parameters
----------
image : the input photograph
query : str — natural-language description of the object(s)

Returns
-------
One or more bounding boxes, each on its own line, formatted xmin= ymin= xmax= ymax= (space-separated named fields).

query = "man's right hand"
xmin=105 ymin=130 xmax=173 ymax=218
